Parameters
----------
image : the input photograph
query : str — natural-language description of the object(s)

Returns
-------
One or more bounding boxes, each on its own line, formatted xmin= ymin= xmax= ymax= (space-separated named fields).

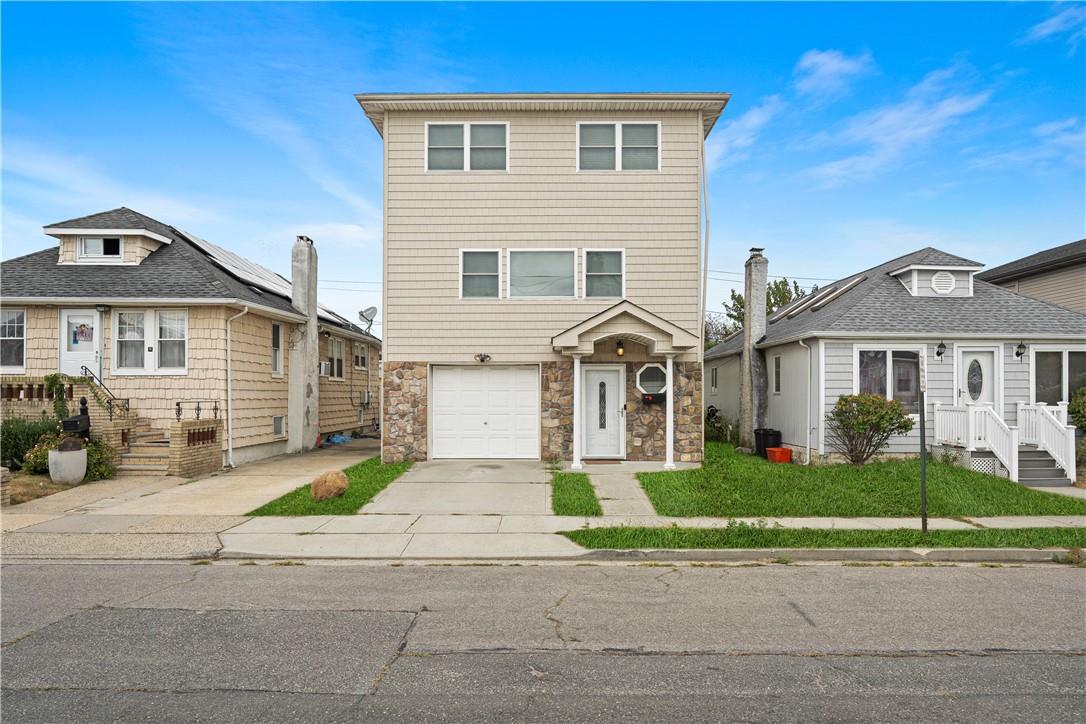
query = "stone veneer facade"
xmin=621 ymin=360 xmax=702 ymax=463
xmin=540 ymin=361 xmax=574 ymax=461
xmin=382 ymin=361 xmax=428 ymax=463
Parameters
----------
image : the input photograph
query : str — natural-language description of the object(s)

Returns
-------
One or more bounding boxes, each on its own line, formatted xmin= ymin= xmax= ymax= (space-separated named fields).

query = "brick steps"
xmin=117 ymin=414 xmax=171 ymax=477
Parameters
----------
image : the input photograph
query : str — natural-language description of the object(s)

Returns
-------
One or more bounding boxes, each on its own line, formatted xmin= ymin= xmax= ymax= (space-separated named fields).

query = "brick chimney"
xmin=738 ymin=247 xmax=768 ymax=449
xmin=287 ymin=236 xmax=320 ymax=453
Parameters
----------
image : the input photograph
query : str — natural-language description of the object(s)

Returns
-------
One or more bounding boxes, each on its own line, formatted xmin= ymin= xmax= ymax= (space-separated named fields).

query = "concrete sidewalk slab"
xmin=400 ymin=532 xmax=584 ymax=558
xmin=0 ymin=514 xmax=63 ymax=532
xmin=970 ymin=515 xmax=1086 ymax=529
xmin=21 ymin=515 xmax=154 ymax=534
xmin=317 ymin=515 xmax=418 ymax=534
xmin=227 ymin=517 xmax=336 ymax=534
xmin=364 ymin=483 xmax=548 ymax=515
xmin=2 ymin=532 xmax=221 ymax=559
xmin=406 ymin=515 xmax=502 ymax=533
xmin=1026 ymin=485 xmax=1086 ymax=499
xmin=398 ymin=460 xmax=549 ymax=484
xmin=585 ymin=471 xmax=656 ymax=516
xmin=498 ymin=515 xmax=593 ymax=533
xmin=219 ymin=532 xmax=411 ymax=559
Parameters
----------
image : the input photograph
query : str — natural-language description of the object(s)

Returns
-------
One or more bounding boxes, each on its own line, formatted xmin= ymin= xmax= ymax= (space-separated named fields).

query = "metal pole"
xmin=919 ymin=387 xmax=928 ymax=534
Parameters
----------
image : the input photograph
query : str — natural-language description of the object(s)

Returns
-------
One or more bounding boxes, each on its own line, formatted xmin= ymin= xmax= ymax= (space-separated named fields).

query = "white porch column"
xmin=665 ymin=354 xmax=675 ymax=470
xmin=571 ymin=354 xmax=583 ymax=470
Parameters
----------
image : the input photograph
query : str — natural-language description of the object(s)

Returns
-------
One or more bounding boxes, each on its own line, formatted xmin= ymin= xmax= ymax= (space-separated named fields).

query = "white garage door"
xmin=431 ymin=366 xmax=539 ymax=459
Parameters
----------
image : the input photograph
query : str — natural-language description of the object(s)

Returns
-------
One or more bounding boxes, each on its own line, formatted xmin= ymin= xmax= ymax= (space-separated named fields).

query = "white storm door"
xmin=583 ymin=366 xmax=624 ymax=458
xmin=959 ymin=350 xmax=996 ymax=406
xmin=431 ymin=366 xmax=539 ymax=459
xmin=60 ymin=309 xmax=101 ymax=376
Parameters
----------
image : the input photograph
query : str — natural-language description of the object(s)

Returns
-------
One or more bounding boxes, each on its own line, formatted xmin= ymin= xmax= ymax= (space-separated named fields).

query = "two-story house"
xmin=357 ymin=92 xmax=730 ymax=468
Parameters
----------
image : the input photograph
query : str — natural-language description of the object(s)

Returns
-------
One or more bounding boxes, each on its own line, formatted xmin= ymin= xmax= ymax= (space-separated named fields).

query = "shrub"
xmin=826 ymin=394 xmax=915 ymax=465
xmin=0 ymin=415 xmax=60 ymax=470
xmin=22 ymin=433 xmax=116 ymax=481
xmin=1068 ymin=387 xmax=1086 ymax=432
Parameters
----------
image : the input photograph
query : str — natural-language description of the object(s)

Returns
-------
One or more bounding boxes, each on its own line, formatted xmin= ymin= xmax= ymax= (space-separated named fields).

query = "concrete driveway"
xmin=362 ymin=460 xmax=551 ymax=515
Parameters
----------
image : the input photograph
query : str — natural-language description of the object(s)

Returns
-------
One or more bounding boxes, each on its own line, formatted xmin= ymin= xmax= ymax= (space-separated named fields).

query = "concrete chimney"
xmin=287 ymin=236 xmax=320 ymax=453
xmin=738 ymin=247 xmax=768 ymax=449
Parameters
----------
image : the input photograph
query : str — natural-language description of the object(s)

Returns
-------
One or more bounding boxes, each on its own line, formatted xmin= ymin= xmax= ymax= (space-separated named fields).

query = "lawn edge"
xmin=246 ymin=456 xmax=412 ymax=516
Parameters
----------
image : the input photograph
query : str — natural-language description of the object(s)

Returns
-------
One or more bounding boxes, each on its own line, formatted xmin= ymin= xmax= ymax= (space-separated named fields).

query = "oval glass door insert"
xmin=967 ymin=359 xmax=983 ymax=401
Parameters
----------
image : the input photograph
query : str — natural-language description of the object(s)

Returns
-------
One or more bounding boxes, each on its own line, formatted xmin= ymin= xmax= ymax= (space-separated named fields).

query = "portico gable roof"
xmin=551 ymin=301 xmax=699 ymax=356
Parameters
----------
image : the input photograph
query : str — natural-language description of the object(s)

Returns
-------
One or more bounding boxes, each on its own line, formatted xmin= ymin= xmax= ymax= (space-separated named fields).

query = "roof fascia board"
xmin=888 ymin=263 xmax=983 ymax=276
xmin=978 ymin=252 xmax=1086 ymax=283
xmin=0 ymin=297 xmax=306 ymax=322
xmin=757 ymin=331 xmax=1086 ymax=348
xmin=42 ymin=228 xmax=173 ymax=245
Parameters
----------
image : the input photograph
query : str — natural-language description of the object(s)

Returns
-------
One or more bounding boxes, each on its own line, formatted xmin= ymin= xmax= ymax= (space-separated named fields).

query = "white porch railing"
xmin=933 ymin=402 xmax=1018 ymax=481
xmin=1018 ymin=402 xmax=1077 ymax=482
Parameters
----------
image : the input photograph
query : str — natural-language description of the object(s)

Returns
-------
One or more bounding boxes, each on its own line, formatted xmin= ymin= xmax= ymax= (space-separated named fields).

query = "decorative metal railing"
xmin=79 ymin=366 xmax=130 ymax=421
xmin=174 ymin=400 xmax=220 ymax=421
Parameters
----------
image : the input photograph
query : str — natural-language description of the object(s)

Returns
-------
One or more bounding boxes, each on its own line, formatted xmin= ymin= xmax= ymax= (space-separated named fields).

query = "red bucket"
xmin=766 ymin=447 xmax=792 ymax=464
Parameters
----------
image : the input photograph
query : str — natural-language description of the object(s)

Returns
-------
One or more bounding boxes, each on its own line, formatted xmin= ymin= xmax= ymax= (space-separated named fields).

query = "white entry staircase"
xmin=934 ymin=401 xmax=1076 ymax=485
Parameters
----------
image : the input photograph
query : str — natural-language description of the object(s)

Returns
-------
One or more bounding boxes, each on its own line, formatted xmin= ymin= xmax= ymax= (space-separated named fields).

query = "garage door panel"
xmin=431 ymin=366 xmax=539 ymax=459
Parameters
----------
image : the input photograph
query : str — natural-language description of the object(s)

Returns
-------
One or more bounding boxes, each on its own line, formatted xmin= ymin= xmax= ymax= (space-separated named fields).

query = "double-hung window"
xmin=427 ymin=123 xmax=507 ymax=171
xmin=461 ymin=250 xmax=500 ymax=298
xmin=579 ymin=123 xmax=659 ymax=171
xmin=857 ymin=348 xmax=921 ymax=415
xmin=271 ymin=323 xmax=283 ymax=375
xmin=79 ymin=237 xmax=122 ymax=261
xmin=509 ymin=250 xmax=575 ymax=298
xmin=114 ymin=309 xmax=188 ymax=374
xmin=1033 ymin=347 xmax=1086 ymax=404
xmin=327 ymin=337 xmax=345 ymax=380
xmin=0 ymin=309 xmax=26 ymax=373
xmin=354 ymin=342 xmax=368 ymax=370
xmin=116 ymin=312 xmax=147 ymax=370
xmin=584 ymin=250 xmax=624 ymax=298
xmin=157 ymin=311 xmax=187 ymax=370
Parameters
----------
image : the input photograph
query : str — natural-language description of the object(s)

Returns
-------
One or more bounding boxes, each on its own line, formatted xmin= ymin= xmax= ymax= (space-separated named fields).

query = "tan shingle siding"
xmin=997 ymin=263 xmax=1086 ymax=314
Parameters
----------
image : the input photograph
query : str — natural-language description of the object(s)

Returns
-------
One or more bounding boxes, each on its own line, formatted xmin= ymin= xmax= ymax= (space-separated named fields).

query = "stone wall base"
xmin=169 ymin=419 xmax=224 ymax=478
xmin=383 ymin=361 xmax=428 ymax=463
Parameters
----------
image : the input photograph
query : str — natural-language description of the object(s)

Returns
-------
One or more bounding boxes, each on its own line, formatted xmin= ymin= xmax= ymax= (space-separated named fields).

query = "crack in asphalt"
xmin=369 ymin=608 xmax=425 ymax=695
xmin=543 ymin=592 xmax=572 ymax=648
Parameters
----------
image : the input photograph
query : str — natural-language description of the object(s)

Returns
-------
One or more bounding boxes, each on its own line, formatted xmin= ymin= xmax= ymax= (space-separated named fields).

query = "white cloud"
xmin=806 ymin=65 xmax=990 ymax=186
xmin=705 ymin=95 xmax=786 ymax=170
xmin=969 ymin=116 xmax=1085 ymax=169
xmin=794 ymin=49 xmax=874 ymax=99
xmin=1021 ymin=5 xmax=1086 ymax=49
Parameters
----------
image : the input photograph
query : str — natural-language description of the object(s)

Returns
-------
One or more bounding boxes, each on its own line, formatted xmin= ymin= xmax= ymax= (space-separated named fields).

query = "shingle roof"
xmin=44 ymin=207 xmax=177 ymax=241
xmin=975 ymin=239 xmax=1086 ymax=284
xmin=705 ymin=246 xmax=1086 ymax=360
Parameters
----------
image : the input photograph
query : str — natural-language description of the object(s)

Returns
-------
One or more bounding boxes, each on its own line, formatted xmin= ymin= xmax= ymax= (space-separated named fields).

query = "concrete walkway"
xmin=362 ymin=460 xmax=552 ymax=515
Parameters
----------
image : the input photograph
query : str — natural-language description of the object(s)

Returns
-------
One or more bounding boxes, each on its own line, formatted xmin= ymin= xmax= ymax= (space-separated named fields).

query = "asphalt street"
xmin=1 ymin=561 xmax=1084 ymax=722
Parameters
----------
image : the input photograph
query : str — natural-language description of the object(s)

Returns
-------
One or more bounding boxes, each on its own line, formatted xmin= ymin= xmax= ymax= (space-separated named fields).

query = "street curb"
xmin=579 ymin=547 xmax=1079 ymax=563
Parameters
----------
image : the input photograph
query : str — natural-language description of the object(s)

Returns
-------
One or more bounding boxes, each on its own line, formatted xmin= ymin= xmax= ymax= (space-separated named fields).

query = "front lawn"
xmin=638 ymin=442 xmax=1086 ymax=518
xmin=563 ymin=526 xmax=1086 ymax=550
xmin=247 ymin=457 xmax=412 ymax=516
xmin=6 ymin=471 xmax=81 ymax=505
xmin=551 ymin=471 xmax=603 ymax=516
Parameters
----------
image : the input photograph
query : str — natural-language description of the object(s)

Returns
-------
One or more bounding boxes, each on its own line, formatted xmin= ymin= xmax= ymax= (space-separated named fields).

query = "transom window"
xmin=0 ymin=309 xmax=26 ymax=373
xmin=427 ymin=123 xmax=507 ymax=171
xmin=508 ymin=250 xmax=575 ymax=298
xmin=461 ymin=250 xmax=500 ymax=298
xmin=79 ymin=237 xmax=122 ymax=260
xmin=1033 ymin=348 xmax=1086 ymax=405
xmin=585 ymin=251 xmax=624 ymax=298
xmin=579 ymin=123 xmax=659 ymax=171
xmin=857 ymin=348 xmax=921 ymax=415
xmin=114 ymin=309 xmax=187 ymax=374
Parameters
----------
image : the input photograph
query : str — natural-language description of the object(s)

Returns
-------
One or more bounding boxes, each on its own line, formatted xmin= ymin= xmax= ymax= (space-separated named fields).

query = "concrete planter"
xmin=48 ymin=449 xmax=87 ymax=484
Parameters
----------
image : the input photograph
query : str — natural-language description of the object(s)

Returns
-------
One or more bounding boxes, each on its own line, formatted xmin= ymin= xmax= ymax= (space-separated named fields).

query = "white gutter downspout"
xmin=225 ymin=306 xmax=249 ymax=468
xmin=698 ymin=110 xmax=710 ymax=457
xmin=798 ymin=338 xmax=812 ymax=465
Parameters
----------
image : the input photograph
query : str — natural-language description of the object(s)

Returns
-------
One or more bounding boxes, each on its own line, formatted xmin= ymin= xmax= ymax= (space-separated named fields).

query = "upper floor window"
xmin=461 ymin=250 xmax=500 ymax=298
xmin=584 ymin=250 xmax=624 ymax=298
xmin=327 ymin=337 xmax=345 ymax=380
xmin=0 ymin=309 xmax=26 ymax=373
xmin=509 ymin=250 xmax=575 ymax=298
xmin=427 ymin=123 xmax=507 ymax=171
xmin=578 ymin=123 xmax=659 ymax=171
xmin=79 ymin=236 xmax=122 ymax=261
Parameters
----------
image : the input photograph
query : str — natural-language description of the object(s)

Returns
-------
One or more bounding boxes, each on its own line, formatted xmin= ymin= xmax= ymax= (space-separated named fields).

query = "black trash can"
xmin=754 ymin=428 xmax=782 ymax=458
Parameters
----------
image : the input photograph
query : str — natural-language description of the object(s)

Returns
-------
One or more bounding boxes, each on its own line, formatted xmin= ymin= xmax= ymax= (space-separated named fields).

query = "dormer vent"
xmin=930 ymin=271 xmax=955 ymax=294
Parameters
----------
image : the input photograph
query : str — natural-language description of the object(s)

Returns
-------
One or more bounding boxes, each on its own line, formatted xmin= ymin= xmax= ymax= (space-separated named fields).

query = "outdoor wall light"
xmin=935 ymin=341 xmax=946 ymax=359
xmin=474 ymin=353 xmax=492 ymax=363
xmin=95 ymin=304 xmax=111 ymax=313
xmin=616 ymin=340 xmax=625 ymax=357
xmin=1015 ymin=342 xmax=1027 ymax=359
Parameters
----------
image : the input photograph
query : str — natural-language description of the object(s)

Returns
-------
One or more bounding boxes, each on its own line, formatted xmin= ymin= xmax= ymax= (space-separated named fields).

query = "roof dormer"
xmin=44 ymin=207 xmax=175 ymax=266
xmin=888 ymin=248 xmax=983 ymax=298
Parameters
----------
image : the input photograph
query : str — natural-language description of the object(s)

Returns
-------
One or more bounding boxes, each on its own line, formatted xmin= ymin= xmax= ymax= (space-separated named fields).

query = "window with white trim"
xmin=271 ymin=323 xmax=283 ymax=375
xmin=579 ymin=123 xmax=659 ymax=171
xmin=772 ymin=355 xmax=782 ymax=394
xmin=1034 ymin=349 xmax=1086 ymax=404
xmin=354 ymin=342 xmax=368 ymax=370
xmin=78 ymin=236 xmax=122 ymax=261
xmin=0 ymin=309 xmax=26 ymax=373
xmin=327 ymin=337 xmax=345 ymax=380
xmin=116 ymin=311 xmax=146 ymax=370
xmin=857 ymin=349 xmax=920 ymax=415
xmin=509 ymin=250 xmax=575 ymax=298
xmin=114 ymin=309 xmax=188 ymax=374
xmin=427 ymin=123 xmax=507 ymax=171
xmin=461 ymin=250 xmax=500 ymax=298
xmin=157 ymin=311 xmax=187 ymax=369
xmin=585 ymin=250 xmax=623 ymax=298
xmin=636 ymin=363 xmax=667 ymax=395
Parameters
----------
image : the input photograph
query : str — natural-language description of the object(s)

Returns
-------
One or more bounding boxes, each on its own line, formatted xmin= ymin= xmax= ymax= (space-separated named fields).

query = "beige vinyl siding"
xmin=997 ymin=263 xmax=1086 ymax=314
xmin=228 ymin=312 xmax=290 ymax=449
xmin=3 ymin=306 xmax=60 ymax=375
xmin=56 ymin=235 xmax=163 ymax=265
xmin=319 ymin=333 xmax=381 ymax=435
xmin=384 ymin=110 xmax=702 ymax=364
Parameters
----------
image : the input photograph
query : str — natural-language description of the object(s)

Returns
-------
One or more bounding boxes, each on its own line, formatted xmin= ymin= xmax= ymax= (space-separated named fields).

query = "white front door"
xmin=431 ymin=366 xmax=539 ymax=459
xmin=59 ymin=308 xmax=101 ymax=376
xmin=959 ymin=349 xmax=996 ymax=406
xmin=583 ymin=366 xmax=625 ymax=458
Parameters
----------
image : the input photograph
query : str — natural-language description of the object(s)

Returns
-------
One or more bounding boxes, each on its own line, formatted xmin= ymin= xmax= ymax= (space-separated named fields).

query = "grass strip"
xmin=638 ymin=442 xmax=1086 ymax=518
xmin=247 ymin=457 xmax=412 ymax=516
xmin=552 ymin=472 xmax=603 ymax=516
xmin=562 ymin=526 xmax=1086 ymax=550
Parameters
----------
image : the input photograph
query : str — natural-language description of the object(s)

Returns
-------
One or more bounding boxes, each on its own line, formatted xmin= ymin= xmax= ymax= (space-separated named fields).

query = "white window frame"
xmin=772 ymin=355 xmax=782 ymax=395
xmin=851 ymin=344 xmax=927 ymax=418
xmin=582 ymin=249 xmax=626 ymax=300
xmin=272 ymin=415 xmax=285 ymax=438
xmin=0 ymin=308 xmax=27 ymax=374
xmin=576 ymin=121 xmax=661 ymax=173
xmin=710 ymin=366 xmax=718 ymax=394
xmin=1029 ymin=343 xmax=1086 ymax=404
xmin=424 ymin=121 xmax=509 ymax=173
xmin=635 ymin=362 xmax=668 ymax=395
xmin=111 ymin=308 xmax=189 ymax=376
xmin=327 ymin=336 xmax=345 ymax=381
xmin=507 ymin=249 xmax=578 ymax=300
xmin=77 ymin=236 xmax=125 ymax=264
xmin=354 ymin=342 xmax=368 ymax=371
xmin=459 ymin=249 xmax=502 ymax=300
xmin=271 ymin=323 xmax=283 ymax=377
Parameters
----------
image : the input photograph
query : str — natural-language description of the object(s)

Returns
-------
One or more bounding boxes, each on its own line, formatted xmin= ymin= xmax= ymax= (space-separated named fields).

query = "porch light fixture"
xmin=95 ymin=304 xmax=110 ymax=313
xmin=935 ymin=341 xmax=946 ymax=359
xmin=474 ymin=353 xmax=491 ymax=363
xmin=1015 ymin=342 xmax=1027 ymax=359
xmin=616 ymin=340 xmax=625 ymax=357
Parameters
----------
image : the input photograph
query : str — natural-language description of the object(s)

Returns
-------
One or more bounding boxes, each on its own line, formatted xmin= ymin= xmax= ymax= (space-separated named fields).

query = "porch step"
xmin=971 ymin=446 xmax=1072 ymax=486
xmin=115 ymin=463 xmax=169 ymax=476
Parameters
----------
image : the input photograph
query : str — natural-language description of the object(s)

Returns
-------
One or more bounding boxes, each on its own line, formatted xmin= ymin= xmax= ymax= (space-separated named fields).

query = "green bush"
xmin=826 ymin=393 xmax=915 ymax=465
xmin=1068 ymin=387 xmax=1086 ymax=432
xmin=22 ymin=433 xmax=116 ymax=481
xmin=0 ymin=415 xmax=60 ymax=470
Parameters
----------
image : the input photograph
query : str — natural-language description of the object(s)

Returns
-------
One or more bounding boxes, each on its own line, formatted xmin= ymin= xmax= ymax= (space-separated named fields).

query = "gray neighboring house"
xmin=705 ymin=247 xmax=1086 ymax=485
xmin=976 ymin=238 xmax=1086 ymax=315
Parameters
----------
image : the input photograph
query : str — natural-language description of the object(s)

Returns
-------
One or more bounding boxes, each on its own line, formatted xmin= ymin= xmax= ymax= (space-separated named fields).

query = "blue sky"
xmin=3 ymin=2 xmax=1084 ymax=330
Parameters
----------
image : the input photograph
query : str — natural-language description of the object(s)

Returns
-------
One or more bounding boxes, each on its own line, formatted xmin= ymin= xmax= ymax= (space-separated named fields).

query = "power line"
xmin=708 ymin=269 xmax=835 ymax=282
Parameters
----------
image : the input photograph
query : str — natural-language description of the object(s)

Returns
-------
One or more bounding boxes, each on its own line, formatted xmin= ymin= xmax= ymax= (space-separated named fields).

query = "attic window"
xmin=930 ymin=271 xmax=955 ymax=295
xmin=79 ymin=237 xmax=122 ymax=261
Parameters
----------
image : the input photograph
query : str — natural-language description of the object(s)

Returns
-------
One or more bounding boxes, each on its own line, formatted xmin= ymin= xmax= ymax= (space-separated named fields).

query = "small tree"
xmin=826 ymin=394 xmax=915 ymax=465
xmin=1068 ymin=387 xmax=1086 ymax=432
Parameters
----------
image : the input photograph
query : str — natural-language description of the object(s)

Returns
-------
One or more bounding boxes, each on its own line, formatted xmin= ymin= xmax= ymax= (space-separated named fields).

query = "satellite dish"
xmin=359 ymin=306 xmax=378 ymax=333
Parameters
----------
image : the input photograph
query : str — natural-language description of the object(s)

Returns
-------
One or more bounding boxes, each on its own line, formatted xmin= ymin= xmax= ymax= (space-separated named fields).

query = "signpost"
xmin=918 ymin=353 xmax=928 ymax=534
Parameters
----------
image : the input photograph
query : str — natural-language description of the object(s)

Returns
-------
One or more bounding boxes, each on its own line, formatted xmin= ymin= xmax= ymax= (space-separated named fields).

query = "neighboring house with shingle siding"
xmin=976 ymin=239 xmax=1086 ymax=315
xmin=706 ymin=247 xmax=1085 ymax=486
xmin=0 ymin=208 xmax=381 ymax=475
